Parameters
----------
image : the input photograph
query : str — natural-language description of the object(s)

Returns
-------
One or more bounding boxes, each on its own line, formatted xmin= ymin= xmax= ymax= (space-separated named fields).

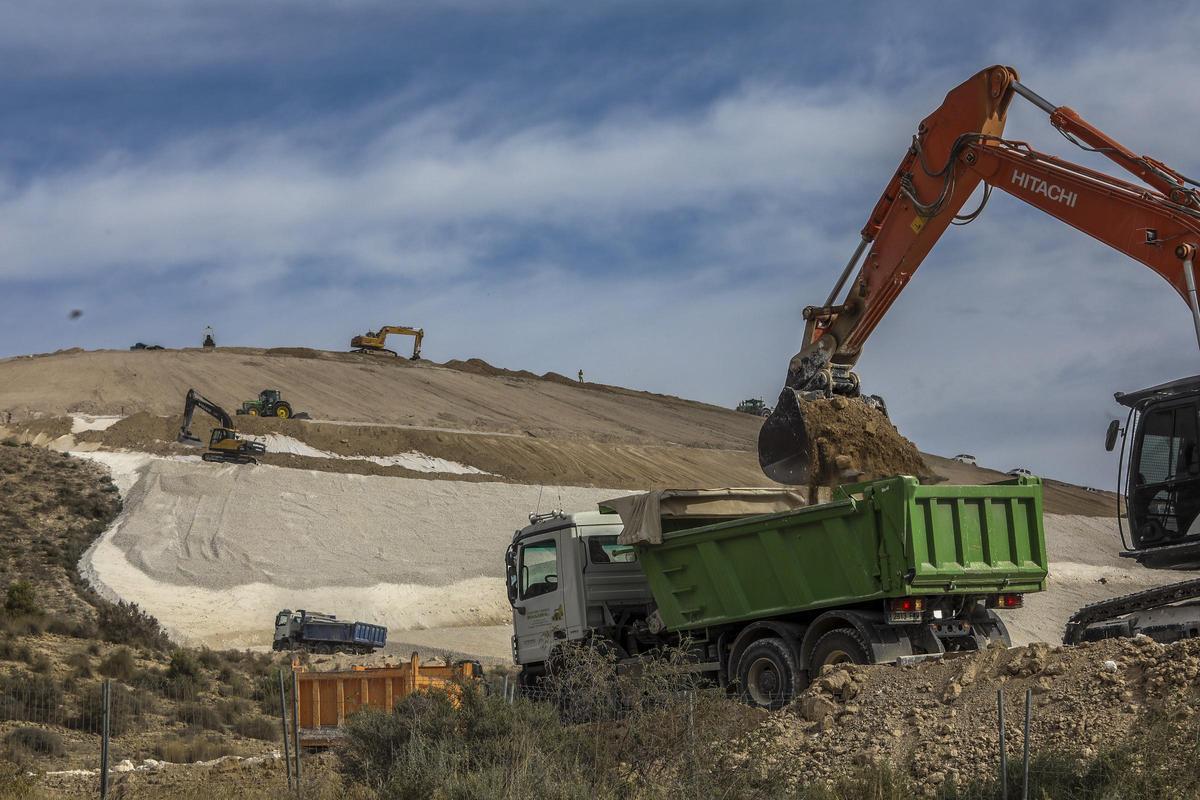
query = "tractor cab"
xmin=1109 ymin=376 xmax=1200 ymax=567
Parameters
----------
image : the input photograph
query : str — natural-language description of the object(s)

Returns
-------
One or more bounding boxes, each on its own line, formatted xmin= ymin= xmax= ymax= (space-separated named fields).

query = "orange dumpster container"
xmin=294 ymin=652 xmax=478 ymax=746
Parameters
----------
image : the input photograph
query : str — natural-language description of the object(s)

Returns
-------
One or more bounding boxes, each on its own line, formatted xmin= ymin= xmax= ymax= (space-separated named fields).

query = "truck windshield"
xmin=587 ymin=535 xmax=637 ymax=564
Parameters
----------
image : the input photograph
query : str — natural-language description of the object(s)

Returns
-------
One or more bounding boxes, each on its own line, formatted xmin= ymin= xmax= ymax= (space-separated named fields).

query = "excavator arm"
xmin=760 ymin=65 xmax=1200 ymax=483
xmin=178 ymin=388 xmax=236 ymax=445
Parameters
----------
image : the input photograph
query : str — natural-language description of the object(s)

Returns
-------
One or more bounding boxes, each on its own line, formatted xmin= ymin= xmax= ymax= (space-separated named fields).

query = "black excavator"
xmin=756 ymin=65 xmax=1200 ymax=645
xmin=178 ymin=389 xmax=267 ymax=465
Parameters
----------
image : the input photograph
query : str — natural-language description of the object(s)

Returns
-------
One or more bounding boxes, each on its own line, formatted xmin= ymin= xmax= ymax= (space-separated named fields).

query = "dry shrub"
xmin=153 ymin=733 xmax=235 ymax=764
xmin=5 ymin=727 xmax=63 ymax=758
xmin=99 ymin=647 xmax=135 ymax=680
xmin=0 ymin=760 xmax=37 ymax=800
xmin=233 ymin=715 xmax=279 ymax=741
xmin=0 ymin=674 xmax=63 ymax=723
xmin=65 ymin=650 xmax=92 ymax=679
xmin=70 ymin=682 xmax=150 ymax=736
xmin=176 ymin=702 xmax=224 ymax=731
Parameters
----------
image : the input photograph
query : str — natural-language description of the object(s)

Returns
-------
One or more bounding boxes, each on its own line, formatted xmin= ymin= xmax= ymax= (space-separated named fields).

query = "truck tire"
xmin=735 ymin=637 xmax=801 ymax=710
xmin=809 ymin=627 xmax=871 ymax=673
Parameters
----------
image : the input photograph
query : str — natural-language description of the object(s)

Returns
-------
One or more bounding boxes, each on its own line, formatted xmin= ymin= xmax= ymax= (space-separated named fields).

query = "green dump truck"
xmin=507 ymin=475 xmax=1047 ymax=708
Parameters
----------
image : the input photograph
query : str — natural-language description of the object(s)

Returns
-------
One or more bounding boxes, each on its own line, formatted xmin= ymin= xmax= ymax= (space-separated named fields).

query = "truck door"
xmin=512 ymin=533 xmax=566 ymax=665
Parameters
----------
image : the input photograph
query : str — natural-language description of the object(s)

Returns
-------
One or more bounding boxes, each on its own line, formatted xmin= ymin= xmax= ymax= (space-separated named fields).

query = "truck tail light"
xmin=886 ymin=597 xmax=924 ymax=624
xmin=990 ymin=593 xmax=1024 ymax=609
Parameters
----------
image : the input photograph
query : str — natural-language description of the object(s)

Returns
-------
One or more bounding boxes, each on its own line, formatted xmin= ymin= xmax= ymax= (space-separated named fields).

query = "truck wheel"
xmin=809 ymin=628 xmax=871 ymax=674
xmin=736 ymin=637 xmax=801 ymax=710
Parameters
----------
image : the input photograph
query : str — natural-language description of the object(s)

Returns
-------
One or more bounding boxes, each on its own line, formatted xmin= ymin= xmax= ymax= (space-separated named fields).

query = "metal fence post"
xmin=1022 ymin=688 xmax=1032 ymax=800
xmin=292 ymin=669 xmax=302 ymax=798
xmin=100 ymin=680 xmax=111 ymax=800
xmin=278 ymin=671 xmax=293 ymax=790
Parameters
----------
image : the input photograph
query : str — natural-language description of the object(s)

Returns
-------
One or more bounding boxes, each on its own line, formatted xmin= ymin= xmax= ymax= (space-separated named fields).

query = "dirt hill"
xmin=0 ymin=347 xmax=760 ymax=449
xmin=0 ymin=347 xmax=1117 ymax=515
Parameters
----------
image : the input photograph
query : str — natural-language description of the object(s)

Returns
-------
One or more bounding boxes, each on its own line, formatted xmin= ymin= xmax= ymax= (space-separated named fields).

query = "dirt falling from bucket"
xmin=800 ymin=396 xmax=932 ymax=493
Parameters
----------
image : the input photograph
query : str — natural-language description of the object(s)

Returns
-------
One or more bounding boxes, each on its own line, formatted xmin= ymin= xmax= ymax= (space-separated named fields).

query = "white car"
xmin=951 ymin=454 xmax=976 ymax=465
xmin=1007 ymin=468 xmax=1034 ymax=477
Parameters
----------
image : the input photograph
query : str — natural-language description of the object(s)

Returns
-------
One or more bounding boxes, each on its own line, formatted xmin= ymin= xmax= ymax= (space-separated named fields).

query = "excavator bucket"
xmin=177 ymin=429 xmax=203 ymax=447
xmin=757 ymin=387 xmax=813 ymax=485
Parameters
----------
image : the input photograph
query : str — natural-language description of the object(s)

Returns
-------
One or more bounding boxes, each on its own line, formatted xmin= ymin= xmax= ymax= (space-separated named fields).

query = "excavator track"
xmin=202 ymin=452 xmax=259 ymax=466
xmin=1062 ymin=578 xmax=1200 ymax=645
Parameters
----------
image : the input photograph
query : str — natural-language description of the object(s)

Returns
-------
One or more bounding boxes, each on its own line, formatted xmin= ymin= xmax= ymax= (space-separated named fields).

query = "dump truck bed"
xmin=634 ymin=475 xmax=1047 ymax=631
xmin=302 ymin=619 xmax=387 ymax=648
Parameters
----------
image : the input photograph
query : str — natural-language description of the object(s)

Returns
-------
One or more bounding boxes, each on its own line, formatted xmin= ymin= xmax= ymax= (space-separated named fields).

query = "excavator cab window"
xmin=1129 ymin=401 xmax=1200 ymax=547
xmin=210 ymin=428 xmax=235 ymax=446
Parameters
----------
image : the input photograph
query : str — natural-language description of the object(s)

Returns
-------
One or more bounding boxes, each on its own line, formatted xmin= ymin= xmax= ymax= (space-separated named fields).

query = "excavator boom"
xmin=760 ymin=65 xmax=1200 ymax=484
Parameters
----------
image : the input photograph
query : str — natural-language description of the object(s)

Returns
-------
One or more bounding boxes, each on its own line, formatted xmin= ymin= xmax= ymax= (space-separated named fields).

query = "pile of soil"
xmin=801 ymin=396 xmax=931 ymax=490
xmin=734 ymin=636 xmax=1200 ymax=792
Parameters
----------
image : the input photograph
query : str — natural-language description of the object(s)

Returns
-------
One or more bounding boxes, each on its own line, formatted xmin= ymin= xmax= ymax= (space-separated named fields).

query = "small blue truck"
xmin=272 ymin=609 xmax=388 ymax=655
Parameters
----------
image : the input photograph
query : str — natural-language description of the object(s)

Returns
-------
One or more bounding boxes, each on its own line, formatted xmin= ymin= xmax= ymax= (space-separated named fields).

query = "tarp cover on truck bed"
xmin=604 ymin=488 xmax=807 ymax=545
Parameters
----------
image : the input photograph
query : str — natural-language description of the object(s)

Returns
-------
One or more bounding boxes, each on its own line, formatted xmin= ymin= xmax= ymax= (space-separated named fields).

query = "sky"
xmin=2 ymin=0 xmax=1200 ymax=489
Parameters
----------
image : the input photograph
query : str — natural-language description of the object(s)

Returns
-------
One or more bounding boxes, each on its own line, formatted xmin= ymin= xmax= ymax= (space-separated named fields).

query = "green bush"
xmin=5 ymin=727 xmax=63 ymax=757
xmin=2 ymin=582 xmax=40 ymax=617
xmin=95 ymin=601 xmax=169 ymax=650
xmin=168 ymin=650 xmax=203 ymax=681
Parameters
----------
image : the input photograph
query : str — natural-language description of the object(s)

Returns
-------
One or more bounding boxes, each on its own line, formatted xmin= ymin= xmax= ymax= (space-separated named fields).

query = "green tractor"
xmin=736 ymin=398 xmax=772 ymax=417
xmin=236 ymin=389 xmax=294 ymax=419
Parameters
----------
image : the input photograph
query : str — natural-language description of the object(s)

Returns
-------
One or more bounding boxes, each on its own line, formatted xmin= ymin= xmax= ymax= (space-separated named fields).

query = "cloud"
xmin=4 ymin=2 xmax=1200 ymax=493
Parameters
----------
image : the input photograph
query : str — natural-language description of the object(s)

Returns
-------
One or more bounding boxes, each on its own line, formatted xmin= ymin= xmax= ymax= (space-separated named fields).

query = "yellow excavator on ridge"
xmin=350 ymin=325 xmax=424 ymax=359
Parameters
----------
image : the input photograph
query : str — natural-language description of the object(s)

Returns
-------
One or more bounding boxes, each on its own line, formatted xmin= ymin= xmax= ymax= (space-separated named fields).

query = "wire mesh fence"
xmin=0 ymin=667 xmax=291 ymax=782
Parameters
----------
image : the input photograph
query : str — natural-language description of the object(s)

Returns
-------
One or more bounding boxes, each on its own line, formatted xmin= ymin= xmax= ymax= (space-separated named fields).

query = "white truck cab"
xmin=506 ymin=510 xmax=651 ymax=679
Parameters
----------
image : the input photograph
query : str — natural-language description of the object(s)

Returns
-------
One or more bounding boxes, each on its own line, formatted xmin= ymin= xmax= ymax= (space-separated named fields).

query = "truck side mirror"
xmin=1105 ymin=419 xmax=1121 ymax=452
xmin=504 ymin=544 xmax=518 ymax=606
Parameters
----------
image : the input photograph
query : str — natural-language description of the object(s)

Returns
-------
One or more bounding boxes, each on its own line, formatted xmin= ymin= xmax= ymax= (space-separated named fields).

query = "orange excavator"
xmin=757 ymin=65 xmax=1200 ymax=644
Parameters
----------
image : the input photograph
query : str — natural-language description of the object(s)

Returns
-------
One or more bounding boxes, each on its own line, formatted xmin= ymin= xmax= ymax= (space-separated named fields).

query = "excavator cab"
xmin=1111 ymin=376 xmax=1200 ymax=567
